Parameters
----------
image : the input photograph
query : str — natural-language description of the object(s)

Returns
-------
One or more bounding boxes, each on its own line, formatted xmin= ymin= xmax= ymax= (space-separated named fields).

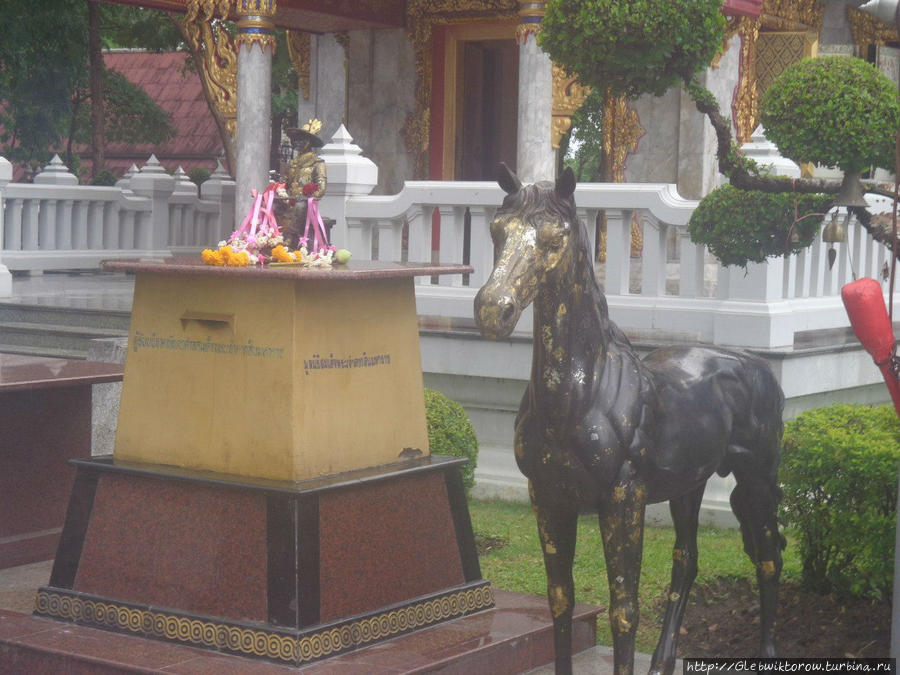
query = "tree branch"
xmin=685 ymin=78 xmax=900 ymax=261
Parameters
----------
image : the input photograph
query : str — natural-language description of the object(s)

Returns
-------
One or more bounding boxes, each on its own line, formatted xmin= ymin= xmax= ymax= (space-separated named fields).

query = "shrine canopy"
xmin=106 ymin=0 xmax=405 ymax=32
xmin=722 ymin=0 xmax=763 ymax=17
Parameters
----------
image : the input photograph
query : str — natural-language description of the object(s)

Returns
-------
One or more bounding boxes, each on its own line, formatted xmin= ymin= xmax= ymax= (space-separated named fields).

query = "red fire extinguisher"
xmin=842 ymin=277 xmax=900 ymax=416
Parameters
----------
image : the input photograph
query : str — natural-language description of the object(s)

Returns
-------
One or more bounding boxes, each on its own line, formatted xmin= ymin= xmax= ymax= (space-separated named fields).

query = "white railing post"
xmin=200 ymin=159 xmax=236 ymax=243
xmin=318 ymin=125 xmax=378 ymax=252
xmin=129 ymin=155 xmax=175 ymax=256
xmin=0 ymin=156 xmax=11 ymax=296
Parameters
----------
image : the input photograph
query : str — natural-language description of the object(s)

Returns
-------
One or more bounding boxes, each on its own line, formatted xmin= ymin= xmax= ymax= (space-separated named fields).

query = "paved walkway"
xmin=6 ymin=270 xmax=135 ymax=311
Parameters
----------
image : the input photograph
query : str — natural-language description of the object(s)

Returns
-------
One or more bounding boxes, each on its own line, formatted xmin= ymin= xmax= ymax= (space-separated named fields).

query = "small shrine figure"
xmin=281 ymin=118 xmax=329 ymax=249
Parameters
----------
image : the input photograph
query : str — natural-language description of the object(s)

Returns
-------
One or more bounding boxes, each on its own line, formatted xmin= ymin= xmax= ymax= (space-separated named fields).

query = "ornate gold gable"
xmin=179 ymin=0 xmax=237 ymax=172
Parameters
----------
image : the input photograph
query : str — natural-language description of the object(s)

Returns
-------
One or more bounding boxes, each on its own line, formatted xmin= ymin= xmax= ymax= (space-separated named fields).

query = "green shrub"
xmin=780 ymin=404 xmax=900 ymax=601
xmin=424 ymin=389 xmax=478 ymax=492
xmin=688 ymin=184 xmax=832 ymax=268
xmin=539 ymin=0 xmax=725 ymax=98
xmin=761 ymin=56 xmax=900 ymax=174
xmin=189 ymin=167 xmax=211 ymax=186
xmin=90 ymin=169 xmax=118 ymax=186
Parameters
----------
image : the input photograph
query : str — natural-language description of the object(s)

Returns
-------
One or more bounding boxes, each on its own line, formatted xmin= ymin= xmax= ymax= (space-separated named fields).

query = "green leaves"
xmin=688 ymin=184 xmax=832 ymax=268
xmin=540 ymin=0 xmax=725 ymax=98
xmin=761 ymin=56 xmax=900 ymax=174
xmin=424 ymin=389 xmax=479 ymax=492
xmin=781 ymin=404 xmax=900 ymax=601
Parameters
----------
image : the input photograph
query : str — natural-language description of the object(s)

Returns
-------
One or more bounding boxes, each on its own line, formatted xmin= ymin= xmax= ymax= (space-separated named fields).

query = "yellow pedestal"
xmin=108 ymin=260 xmax=466 ymax=482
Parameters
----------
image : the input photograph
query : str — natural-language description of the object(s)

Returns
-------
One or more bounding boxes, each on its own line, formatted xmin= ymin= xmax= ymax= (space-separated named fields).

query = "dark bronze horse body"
xmin=474 ymin=166 xmax=786 ymax=675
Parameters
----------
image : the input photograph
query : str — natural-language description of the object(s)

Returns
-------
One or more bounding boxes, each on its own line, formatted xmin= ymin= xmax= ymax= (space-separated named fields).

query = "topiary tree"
xmin=540 ymin=0 xmax=725 ymax=98
xmin=688 ymin=185 xmax=832 ymax=268
xmin=424 ymin=389 xmax=479 ymax=492
xmin=540 ymin=0 xmax=900 ymax=265
xmin=761 ymin=56 xmax=900 ymax=175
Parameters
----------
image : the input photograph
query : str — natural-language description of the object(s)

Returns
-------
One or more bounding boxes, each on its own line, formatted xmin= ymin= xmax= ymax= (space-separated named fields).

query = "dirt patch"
xmin=475 ymin=534 xmax=509 ymax=557
xmin=675 ymin=578 xmax=891 ymax=659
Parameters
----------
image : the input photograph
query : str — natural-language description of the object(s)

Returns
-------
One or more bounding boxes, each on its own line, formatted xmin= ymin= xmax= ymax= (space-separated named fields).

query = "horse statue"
xmin=474 ymin=165 xmax=786 ymax=675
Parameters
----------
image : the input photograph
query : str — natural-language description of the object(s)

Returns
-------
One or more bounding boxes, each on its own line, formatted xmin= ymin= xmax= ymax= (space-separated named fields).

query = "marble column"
xmin=234 ymin=1 xmax=277 ymax=225
xmin=297 ymin=34 xmax=347 ymax=140
xmin=516 ymin=2 xmax=554 ymax=184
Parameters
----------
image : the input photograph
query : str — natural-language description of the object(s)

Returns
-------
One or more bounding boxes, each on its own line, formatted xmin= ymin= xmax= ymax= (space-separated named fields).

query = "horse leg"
xmin=730 ymin=467 xmax=784 ymax=657
xmin=598 ymin=473 xmax=647 ymax=675
xmin=649 ymin=485 xmax=705 ymax=675
xmin=530 ymin=482 xmax=579 ymax=675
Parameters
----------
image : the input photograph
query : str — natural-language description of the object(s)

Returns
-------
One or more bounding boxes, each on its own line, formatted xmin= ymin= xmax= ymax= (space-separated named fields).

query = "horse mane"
xmin=515 ymin=181 xmax=654 ymax=465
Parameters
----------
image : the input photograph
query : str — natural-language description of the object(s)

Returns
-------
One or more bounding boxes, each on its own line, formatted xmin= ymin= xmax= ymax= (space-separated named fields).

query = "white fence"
xmin=0 ymin=155 xmax=234 ymax=272
xmin=0 ymin=138 xmax=895 ymax=349
xmin=339 ymin=180 xmax=893 ymax=349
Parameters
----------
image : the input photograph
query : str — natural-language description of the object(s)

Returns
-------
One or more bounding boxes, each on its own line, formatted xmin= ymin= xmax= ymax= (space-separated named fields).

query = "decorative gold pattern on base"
xmin=731 ymin=15 xmax=761 ymax=145
xmin=35 ymin=584 xmax=495 ymax=666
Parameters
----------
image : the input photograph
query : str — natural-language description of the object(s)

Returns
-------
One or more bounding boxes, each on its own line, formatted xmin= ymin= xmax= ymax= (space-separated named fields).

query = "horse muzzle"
xmin=474 ymin=286 xmax=521 ymax=339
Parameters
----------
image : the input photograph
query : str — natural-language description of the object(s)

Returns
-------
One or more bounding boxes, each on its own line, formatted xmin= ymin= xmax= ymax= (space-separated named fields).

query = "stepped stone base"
xmin=1 ymin=591 xmax=600 ymax=673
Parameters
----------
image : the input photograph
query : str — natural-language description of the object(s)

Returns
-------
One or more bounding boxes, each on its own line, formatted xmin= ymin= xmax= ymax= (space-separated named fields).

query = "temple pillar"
xmin=234 ymin=0 xmax=276 ymax=225
xmin=516 ymin=1 xmax=554 ymax=184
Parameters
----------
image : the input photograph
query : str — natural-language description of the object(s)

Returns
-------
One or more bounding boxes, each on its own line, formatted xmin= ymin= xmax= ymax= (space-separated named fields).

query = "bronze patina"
xmin=474 ymin=165 xmax=786 ymax=675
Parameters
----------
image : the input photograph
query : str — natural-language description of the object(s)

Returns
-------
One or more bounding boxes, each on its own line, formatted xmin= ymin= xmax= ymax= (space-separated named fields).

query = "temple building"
xmin=104 ymin=1 xmax=898 ymax=202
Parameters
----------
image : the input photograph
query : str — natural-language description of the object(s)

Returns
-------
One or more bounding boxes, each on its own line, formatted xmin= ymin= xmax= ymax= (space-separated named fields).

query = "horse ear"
xmin=497 ymin=162 xmax=522 ymax=194
xmin=556 ymin=166 xmax=576 ymax=199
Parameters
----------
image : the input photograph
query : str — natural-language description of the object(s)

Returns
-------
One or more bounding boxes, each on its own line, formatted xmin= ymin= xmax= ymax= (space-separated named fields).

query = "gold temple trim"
xmin=848 ymin=6 xmax=899 ymax=59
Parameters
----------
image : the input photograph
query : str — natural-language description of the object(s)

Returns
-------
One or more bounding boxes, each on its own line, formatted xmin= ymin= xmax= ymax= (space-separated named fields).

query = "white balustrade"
xmin=0 ymin=155 xmax=235 ymax=272
xmin=2 ymin=142 xmax=896 ymax=349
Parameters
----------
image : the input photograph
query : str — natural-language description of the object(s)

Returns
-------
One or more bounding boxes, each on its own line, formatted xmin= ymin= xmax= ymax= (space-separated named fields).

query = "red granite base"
xmin=35 ymin=455 xmax=494 ymax=667
xmin=2 ymin=591 xmax=600 ymax=673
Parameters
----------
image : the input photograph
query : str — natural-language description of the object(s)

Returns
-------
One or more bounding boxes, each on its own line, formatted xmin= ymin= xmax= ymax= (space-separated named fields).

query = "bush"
xmin=780 ymin=404 xmax=900 ymax=601
xmin=688 ymin=184 xmax=832 ymax=268
xmin=761 ymin=56 xmax=900 ymax=174
xmin=424 ymin=389 xmax=478 ymax=492
xmin=539 ymin=0 xmax=725 ymax=98
xmin=90 ymin=169 xmax=118 ymax=186
xmin=189 ymin=167 xmax=211 ymax=186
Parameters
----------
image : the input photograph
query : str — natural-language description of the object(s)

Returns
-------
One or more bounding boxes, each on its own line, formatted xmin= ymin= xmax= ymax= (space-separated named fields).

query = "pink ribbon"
xmin=303 ymin=197 xmax=332 ymax=254
xmin=232 ymin=183 xmax=284 ymax=244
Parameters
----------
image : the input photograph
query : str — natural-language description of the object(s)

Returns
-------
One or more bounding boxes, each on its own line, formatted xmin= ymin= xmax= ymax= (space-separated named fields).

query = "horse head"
xmin=474 ymin=163 xmax=578 ymax=339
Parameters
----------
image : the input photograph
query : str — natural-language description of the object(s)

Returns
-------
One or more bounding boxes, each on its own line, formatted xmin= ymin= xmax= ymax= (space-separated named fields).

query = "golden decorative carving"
xmin=551 ymin=65 xmax=590 ymax=150
xmin=404 ymin=0 xmax=519 ymax=177
xmin=729 ymin=0 xmax=822 ymax=145
xmin=516 ymin=0 xmax=545 ymax=44
xmin=731 ymin=15 xmax=761 ymax=145
xmin=234 ymin=0 xmax=277 ymax=52
xmin=848 ymin=6 xmax=899 ymax=59
xmin=603 ymin=94 xmax=644 ymax=184
xmin=180 ymin=0 xmax=237 ymax=163
xmin=760 ymin=0 xmax=824 ymax=32
xmin=286 ymin=30 xmax=312 ymax=101
xmin=36 ymin=585 xmax=495 ymax=666
xmin=602 ymin=93 xmax=645 ymax=256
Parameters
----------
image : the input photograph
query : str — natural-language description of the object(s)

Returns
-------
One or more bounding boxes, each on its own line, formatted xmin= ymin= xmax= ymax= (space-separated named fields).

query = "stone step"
xmin=0 ymin=320 xmax=128 ymax=359
xmin=0 ymin=302 xmax=131 ymax=332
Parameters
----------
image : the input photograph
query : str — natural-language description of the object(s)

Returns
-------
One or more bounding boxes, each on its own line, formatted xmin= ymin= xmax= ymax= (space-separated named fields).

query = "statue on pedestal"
xmin=280 ymin=118 xmax=329 ymax=249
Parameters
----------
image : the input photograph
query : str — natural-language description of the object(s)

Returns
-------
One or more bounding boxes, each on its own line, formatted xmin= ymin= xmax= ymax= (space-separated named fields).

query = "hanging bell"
xmin=822 ymin=214 xmax=846 ymax=244
xmin=833 ymin=171 xmax=868 ymax=208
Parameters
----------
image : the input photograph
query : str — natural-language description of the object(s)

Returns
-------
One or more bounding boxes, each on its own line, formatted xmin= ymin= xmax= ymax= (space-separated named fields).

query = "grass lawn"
xmin=468 ymin=498 xmax=803 ymax=654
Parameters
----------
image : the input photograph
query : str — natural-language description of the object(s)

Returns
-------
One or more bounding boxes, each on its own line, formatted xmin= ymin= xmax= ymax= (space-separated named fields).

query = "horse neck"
xmin=531 ymin=234 xmax=610 ymax=393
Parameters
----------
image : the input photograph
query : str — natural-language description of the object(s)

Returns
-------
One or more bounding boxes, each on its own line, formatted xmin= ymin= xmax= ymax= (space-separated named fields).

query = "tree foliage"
xmin=0 ymin=0 xmax=88 ymax=165
xmin=688 ymin=185 xmax=832 ymax=268
xmin=0 ymin=1 xmax=179 ymax=176
xmin=539 ymin=0 xmax=725 ymax=98
xmin=761 ymin=56 xmax=900 ymax=174
xmin=562 ymin=90 xmax=604 ymax=182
